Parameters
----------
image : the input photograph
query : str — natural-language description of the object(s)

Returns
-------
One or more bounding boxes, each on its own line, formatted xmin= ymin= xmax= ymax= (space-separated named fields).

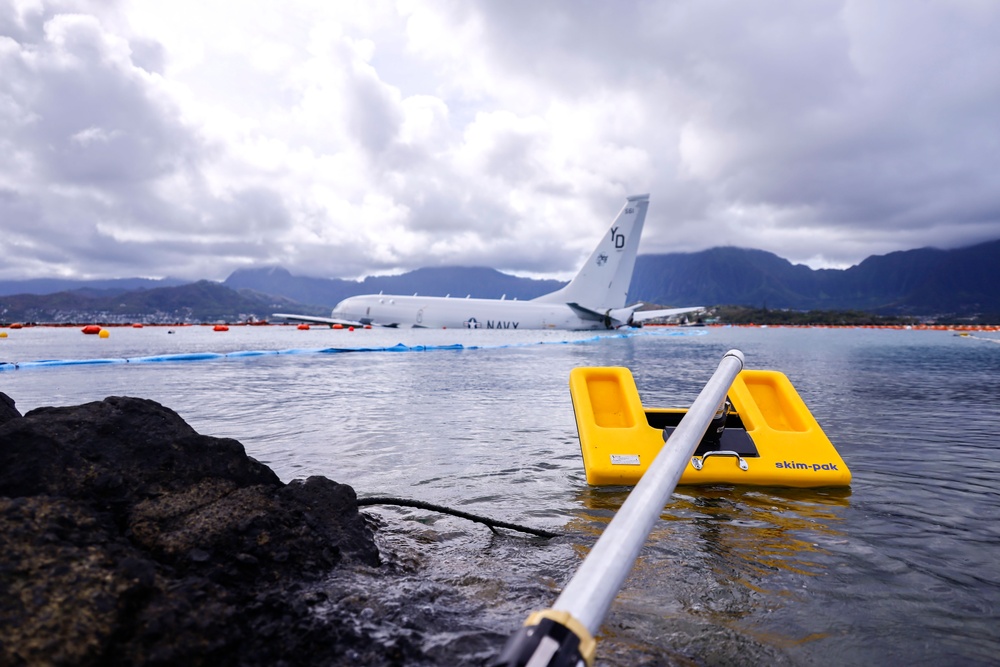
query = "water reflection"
xmin=564 ymin=485 xmax=852 ymax=662
xmin=4 ymin=326 xmax=1000 ymax=665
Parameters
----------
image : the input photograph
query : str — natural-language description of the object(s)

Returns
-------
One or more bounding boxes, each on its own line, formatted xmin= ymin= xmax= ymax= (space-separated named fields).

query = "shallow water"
xmin=2 ymin=324 xmax=999 ymax=665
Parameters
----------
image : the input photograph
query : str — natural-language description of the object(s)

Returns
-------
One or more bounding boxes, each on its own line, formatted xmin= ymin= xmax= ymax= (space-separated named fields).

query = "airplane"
xmin=273 ymin=194 xmax=703 ymax=330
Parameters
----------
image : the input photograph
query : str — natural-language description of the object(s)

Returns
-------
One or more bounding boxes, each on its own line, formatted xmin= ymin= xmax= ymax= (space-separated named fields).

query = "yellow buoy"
xmin=99 ymin=329 xmax=110 ymax=338
xmin=0 ymin=331 xmax=7 ymax=338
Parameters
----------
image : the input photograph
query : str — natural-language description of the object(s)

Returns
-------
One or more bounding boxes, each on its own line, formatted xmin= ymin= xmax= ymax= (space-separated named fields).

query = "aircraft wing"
xmin=566 ymin=302 xmax=609 ymax=322
xmin=271 ymin=312 xmax=369 ymax=327
xmin=629 ymin=306 xmax=705 ymax=323
xmin=566 ymin=302 xmax=645 ymax=329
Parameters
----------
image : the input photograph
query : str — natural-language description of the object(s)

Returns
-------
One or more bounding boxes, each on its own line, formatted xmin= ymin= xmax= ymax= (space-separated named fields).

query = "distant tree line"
xmin=709 ymin=306 xmax=920 ymax=326
xmin=705 ymin=306 xmax=999 ymax=326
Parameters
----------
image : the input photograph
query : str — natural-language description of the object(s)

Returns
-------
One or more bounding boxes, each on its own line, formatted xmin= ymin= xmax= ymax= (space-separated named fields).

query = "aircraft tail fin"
xmin=532 ymin=194 xmax=649 ymax=309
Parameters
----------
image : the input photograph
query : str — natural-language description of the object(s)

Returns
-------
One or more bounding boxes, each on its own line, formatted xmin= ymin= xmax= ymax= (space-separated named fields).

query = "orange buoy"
xmin=82 ymin=325 xmax=101 ymax=335
xmin=9 ymin=323 xmax=23 ymax=330
xmin=213 ymin=325 xmax=229 ymax=332
xmin=364 ymin=324 xmax=372 ymax=329
xmin=132 ymin=323 xmax=143 ymax=328
xmin=332 ymin=323 xmax=343 ymax=330
xmin=297 ymin=323 xmax=310 ymax=330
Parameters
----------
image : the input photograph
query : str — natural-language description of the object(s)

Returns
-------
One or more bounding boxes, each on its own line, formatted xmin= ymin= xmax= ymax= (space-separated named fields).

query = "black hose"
xmin=358 ymin=496 xmax=561 ymax=539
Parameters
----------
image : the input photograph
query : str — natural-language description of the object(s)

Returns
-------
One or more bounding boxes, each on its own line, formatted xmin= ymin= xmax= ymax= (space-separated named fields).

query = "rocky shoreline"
xmin=0 ymin=392 xmax=493 ymax=666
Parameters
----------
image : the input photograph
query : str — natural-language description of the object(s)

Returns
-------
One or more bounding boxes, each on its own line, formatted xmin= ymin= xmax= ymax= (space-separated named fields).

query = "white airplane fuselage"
xmin=274 ymin=194 xmax=703 ymax=330
xmin=332 ymin=294 xmax=610 ymax=330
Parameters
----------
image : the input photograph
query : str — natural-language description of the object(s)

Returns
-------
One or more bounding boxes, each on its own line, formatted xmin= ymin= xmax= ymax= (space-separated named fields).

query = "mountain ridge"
xmin=221 ymin=266 xmax=566 ymax=306
xmin=2 ymin=239 xmax=997 ymax=323
xmin=0 ymin=281 xmax=310 ymax=324
xmin=628 ymin=239 xmax=999 ymax=316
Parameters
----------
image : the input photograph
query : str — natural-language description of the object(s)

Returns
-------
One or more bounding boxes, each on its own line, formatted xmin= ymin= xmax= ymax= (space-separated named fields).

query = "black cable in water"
xmin=358 ymin=496 xmax=561 ymax=539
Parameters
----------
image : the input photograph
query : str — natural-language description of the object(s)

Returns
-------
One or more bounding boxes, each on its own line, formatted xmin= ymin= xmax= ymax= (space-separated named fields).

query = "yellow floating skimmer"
xmin=569 ymin=366 xmax=851 ymax=487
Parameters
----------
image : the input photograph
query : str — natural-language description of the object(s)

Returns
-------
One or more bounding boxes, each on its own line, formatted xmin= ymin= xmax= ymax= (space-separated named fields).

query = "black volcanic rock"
xmin=0 ymin=392 xmax=18 ymax=426
xmin=0 ymin=393 xmax=439 ymax=666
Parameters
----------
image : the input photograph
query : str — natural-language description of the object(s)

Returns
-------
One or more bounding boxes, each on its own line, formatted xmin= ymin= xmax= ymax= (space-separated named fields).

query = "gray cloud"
xmin=0 ymin=3 xmax=303 ymax=280
xmin=1 ymin=0 xmax=998 ymax=282
xmin=456 ymin=1 xmax=1000 ymax=264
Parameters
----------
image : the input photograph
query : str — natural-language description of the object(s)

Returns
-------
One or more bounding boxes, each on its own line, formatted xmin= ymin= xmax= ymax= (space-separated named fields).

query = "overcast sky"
xmin=2 ymin=0 xmax=999 ymax=282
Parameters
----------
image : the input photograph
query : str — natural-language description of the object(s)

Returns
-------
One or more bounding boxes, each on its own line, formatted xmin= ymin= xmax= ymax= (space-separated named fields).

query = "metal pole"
xmin=490 ymin=349 xmax=745 ymax=667
xmin=552 ymin=348 xmax=745 ymax=634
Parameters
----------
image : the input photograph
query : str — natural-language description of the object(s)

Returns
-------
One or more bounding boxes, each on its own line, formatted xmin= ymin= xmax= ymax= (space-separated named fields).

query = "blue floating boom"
xmin=0 ymin=328 xmax=707 ymax=372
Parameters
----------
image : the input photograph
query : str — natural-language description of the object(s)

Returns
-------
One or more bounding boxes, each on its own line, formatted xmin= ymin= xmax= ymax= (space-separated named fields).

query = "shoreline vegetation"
xmin=2 ymin=305 xmax=998 ymax=330
xmin=700 ymin=305 xmax=1000 ymax=328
